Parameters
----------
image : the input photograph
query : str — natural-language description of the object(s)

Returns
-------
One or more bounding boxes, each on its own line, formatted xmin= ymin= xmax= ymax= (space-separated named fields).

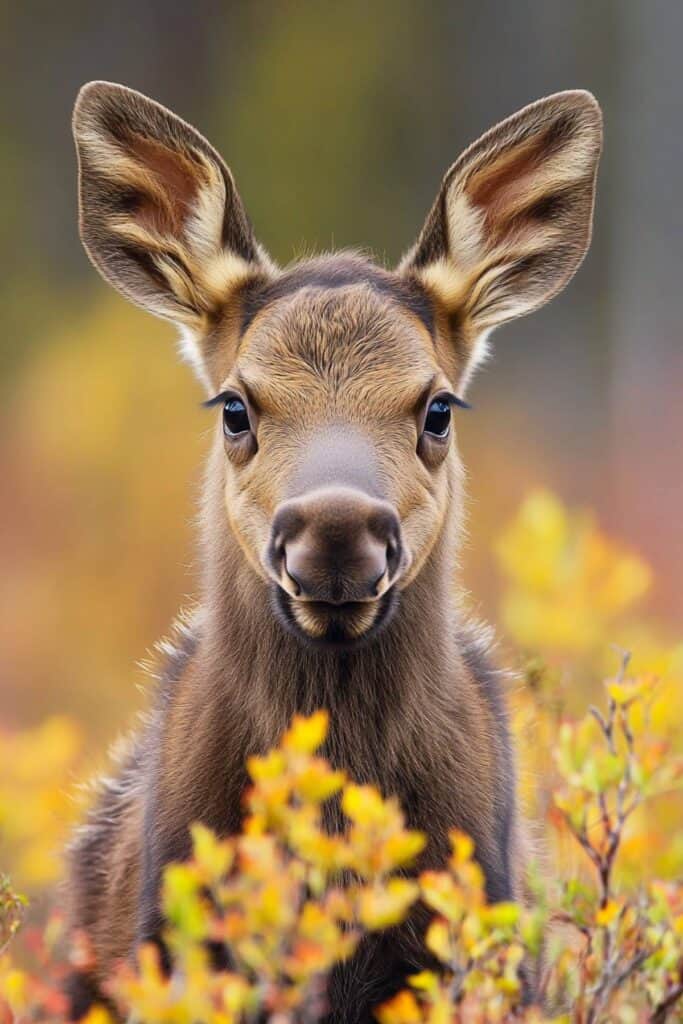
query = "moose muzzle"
xmin=267 ymin=486 xmax=404 ymax=646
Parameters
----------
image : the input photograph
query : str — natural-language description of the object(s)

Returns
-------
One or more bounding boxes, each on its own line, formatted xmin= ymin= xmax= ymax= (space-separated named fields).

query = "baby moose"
xmin=65 ymin=82 xmax=601 ymax=1021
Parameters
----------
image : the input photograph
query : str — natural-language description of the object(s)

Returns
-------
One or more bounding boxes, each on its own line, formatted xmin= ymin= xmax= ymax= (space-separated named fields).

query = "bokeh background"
xmin=1 ymin=0 xmax=681 ymax=753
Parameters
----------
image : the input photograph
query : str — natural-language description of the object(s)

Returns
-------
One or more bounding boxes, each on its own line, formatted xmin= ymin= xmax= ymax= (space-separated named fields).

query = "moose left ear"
xmin=400 ymin=91 xmax=602 ymax=382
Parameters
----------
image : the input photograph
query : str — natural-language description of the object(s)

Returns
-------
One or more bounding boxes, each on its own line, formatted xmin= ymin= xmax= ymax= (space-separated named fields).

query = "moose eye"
xmin=223 ymin=397 xmax=250 ymax=437
xmin=423 ymin=397 xmax=452 ymax=438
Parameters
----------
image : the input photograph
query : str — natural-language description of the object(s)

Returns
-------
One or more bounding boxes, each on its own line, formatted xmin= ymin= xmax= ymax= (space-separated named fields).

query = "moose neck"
xmin=197 ymin=447 xmax=468 ymax=773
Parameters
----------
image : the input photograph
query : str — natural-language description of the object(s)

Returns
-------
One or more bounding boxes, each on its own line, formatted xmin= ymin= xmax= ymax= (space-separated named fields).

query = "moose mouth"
xmin=271 ymin=585 xmax=398 ymax=650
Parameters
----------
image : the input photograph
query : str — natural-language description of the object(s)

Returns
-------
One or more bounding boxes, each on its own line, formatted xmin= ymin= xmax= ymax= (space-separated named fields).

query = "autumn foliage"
xmin=1 ymin=492 xmax=682 ymax=1022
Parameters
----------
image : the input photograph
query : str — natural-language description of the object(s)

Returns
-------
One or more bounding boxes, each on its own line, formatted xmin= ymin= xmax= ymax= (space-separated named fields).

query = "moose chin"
xmin=64 ymin=79 xmax=602 ymax=1023
xmin=271 ymin=580 xmax=401 ymax=650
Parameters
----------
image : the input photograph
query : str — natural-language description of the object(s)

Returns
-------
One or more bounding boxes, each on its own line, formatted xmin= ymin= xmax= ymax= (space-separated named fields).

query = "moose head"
xmin=73 ymin=83 xmax=601 ymax=650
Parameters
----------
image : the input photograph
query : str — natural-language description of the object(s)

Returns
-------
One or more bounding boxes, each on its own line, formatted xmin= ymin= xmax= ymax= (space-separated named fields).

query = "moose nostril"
xmin=386 ymin=535 xmax=402 ymax=580
xmin=283 ymin=558 xmax=303 ymax=597
xmin=376 ymin=509 xmax=402 ymax=578
xmin=271 ymin=505 xmax=306 ymax=545
xmin=371 ymin=565 xmax=388 ymax=597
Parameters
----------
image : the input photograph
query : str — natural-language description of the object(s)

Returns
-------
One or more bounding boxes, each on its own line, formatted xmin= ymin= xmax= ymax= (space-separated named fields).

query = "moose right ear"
xmin=73 ymin=82 xmax=275 ymax=338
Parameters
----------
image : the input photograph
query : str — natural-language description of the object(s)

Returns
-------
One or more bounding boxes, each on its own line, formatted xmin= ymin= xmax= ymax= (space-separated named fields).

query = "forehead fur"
xmin=241 ymin=253 xmax=435 ymax=337
xmin=234 ymin=267 xmax=439 ymax=418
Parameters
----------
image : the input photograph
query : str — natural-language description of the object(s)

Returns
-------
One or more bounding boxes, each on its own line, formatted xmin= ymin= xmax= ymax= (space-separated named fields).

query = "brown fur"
xmin=65 ymin=83 xmax=601 ymax=1021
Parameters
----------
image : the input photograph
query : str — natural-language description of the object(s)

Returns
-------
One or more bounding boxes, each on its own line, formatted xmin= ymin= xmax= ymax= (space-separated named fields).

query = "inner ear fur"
xmin=400 ymin=90 xmax=602 ymax=381
xmin=73 ymin=81 xmax=275 ymax=332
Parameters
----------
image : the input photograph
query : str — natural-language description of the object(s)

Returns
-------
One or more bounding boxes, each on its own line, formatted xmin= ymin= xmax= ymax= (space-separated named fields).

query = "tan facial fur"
xmin=216 ymin=280 xmax=461 ymax=640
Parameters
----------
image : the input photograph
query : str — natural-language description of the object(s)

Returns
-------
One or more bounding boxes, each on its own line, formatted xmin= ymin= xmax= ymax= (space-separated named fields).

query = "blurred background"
xmin=1 ymin=0 xmax=681 ymax=748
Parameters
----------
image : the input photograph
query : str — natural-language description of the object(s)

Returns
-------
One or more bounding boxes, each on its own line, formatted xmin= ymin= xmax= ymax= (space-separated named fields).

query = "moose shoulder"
xmin=65 ymin=82 xmax=601 ymax=1022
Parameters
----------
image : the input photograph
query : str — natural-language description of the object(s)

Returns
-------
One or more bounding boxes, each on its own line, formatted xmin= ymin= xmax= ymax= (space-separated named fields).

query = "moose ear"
xmin=73 ymin=82 xmax=274 ymax=335
xmin=400 ymin=91 xmax=602 ymax=383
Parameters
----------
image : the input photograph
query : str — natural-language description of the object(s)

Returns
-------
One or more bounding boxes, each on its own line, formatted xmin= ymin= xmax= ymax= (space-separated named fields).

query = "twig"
xmin=652 ymin=961 xmax=683 ymax=1024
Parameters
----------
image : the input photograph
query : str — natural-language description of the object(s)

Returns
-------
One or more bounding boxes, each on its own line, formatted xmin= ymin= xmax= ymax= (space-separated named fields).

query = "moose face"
xmin=73 ymin=82 xmax=601 ymax=648
xmin=209 ymin=264 xmax=463 ymax=646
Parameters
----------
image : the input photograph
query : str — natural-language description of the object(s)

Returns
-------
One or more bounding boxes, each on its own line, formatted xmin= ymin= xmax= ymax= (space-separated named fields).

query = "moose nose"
xmin=269 ymin=487 xmax=402 ymax=604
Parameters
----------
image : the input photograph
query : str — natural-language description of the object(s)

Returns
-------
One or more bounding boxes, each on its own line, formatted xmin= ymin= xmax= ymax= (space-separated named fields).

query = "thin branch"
xmin=652 ymin=981 xmax=683 ymax=1024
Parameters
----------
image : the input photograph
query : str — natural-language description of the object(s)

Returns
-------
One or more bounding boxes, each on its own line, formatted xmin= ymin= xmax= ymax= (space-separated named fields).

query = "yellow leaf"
xmin=375 ymin=989 xmax=423 ymax=1024
xmin=497 ymin=975 xmax=521 ymax=995
xmin=358 ymin=878 xmax=419 ymax=930
xmin=408 ymin=970 xmax=439 ymax=992
xmin=381 ymin=831 xmax=427 ymax=870
xmin=449 ymin=830 xmax=475 ymax=865
xmin=425 ymin=919 xmax=452 ymax=963
xmin=295 ymin=761 xmax=346 ymax=802
xmin=191 ymin=822 xmax=234 ymax=879
xmin=481 ymin=901 xmax=520 ymax=929
xmin=247 ymin=750 xmax=286 ymax=782
xmin=606 ymin=679 xmax=646 ymax=706
xmin=283 ymin=711 xmax=329 ymax=754
xmin=220 ymin=974 xmax=254 ymax=1013
xmin=81 ymin=1009 xmax=116 ymax=1024
xmin=595 ymin=900 xmax=622 ymax=927
xmin=424 ymin=993 xmax=452 ymax=1024
xmin=0 ymin=967 xmax=27 ymax=1009
xmin=342 ymin=783 xmax=390 ymax=827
